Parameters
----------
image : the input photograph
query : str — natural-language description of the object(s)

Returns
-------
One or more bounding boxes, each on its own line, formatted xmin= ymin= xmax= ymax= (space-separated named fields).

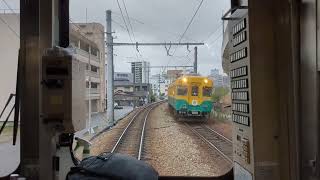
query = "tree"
xmin=150 ymin=94 xmax=156 ymax=102
xmin=212 ymin=87 xmax=229 ymax=103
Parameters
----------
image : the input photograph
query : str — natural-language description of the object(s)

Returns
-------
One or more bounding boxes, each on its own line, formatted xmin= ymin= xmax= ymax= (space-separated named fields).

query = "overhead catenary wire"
xmin=163 ymin=0 xmax=204 ymax=74
xmin=1 ymin=0 xmax=20 ymax=37
xmin=0 ymin=15 xmax=19 ymax=38
xmin=121 ymin=0 xmax=136 ymax=42
xmin=116 ymin=0 xmax=134 ymax=44
xmin=112 ymin=19 xmax=127 ymax=30
xmin=115 ymin=0 xmax=141 ymax=59
xmin=113 ymin=13 xmax=196 ymax=42
xmin=121 ymin=0 xmax=144 ymax=58
xmin=171 ymin=0 xmax=204 ymax=56
xmin=202 ymin=23 xmax=223 ymax=42
xmin=2 ymin=0 xmax=19 ymax=20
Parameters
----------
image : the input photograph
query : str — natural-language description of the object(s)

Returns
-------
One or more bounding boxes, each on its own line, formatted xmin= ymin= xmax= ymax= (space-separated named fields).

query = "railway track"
xmin=111 ymin=102 xmax=161 ymax=160
xmin=185 ymin=123 xmax=233 ymax=164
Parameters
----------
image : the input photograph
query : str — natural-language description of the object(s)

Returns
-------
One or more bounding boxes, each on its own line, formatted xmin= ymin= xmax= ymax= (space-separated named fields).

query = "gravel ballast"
xmin=143 ymin=103 xmax=231 ymax=176
xmin=90 ymin=103 xmax=233 ymax=177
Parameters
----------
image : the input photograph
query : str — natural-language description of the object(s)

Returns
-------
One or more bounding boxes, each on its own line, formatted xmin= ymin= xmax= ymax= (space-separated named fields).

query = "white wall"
xmin=0 ymin=14 xmax=19 ymax=121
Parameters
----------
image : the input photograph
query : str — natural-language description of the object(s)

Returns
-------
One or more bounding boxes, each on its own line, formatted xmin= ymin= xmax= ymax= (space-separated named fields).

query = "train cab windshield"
xmin=177 ymin=86 xmax=188 ymax=96
xmin=191 ymin=85 xmax=199 ymax=96
xmin=202 ymin=87 xmax=212 ymax=97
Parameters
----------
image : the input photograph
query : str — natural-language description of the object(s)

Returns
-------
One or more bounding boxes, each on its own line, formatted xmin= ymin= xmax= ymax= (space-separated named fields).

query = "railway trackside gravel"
xmin=90 ymin=108 xmax=139 ymax=156
xmin=143 ymin=103 xmax=231 ymax=176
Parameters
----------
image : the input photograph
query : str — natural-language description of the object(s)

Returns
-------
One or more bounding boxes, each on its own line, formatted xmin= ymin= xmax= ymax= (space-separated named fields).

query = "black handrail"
xmin=0 ymin=93 xmax=16 ymax=135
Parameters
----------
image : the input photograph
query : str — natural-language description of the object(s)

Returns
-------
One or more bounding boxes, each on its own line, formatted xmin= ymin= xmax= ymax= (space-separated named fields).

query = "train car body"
xmin=168 ymin=75 xmax=213 ymax=117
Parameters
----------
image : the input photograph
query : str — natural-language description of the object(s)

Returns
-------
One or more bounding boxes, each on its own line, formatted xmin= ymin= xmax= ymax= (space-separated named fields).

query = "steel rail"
xmin=204 ymin=125 xmax=232 ymax=143
xmin=137 ymin=104 xmax=158 ymax=160
xmin=110 ymin=106 xmax=146 ymax=153
xmin=185 ymin=123 xmax=233 ymax=164
xmin=111 ymin=102 xmax=162 ymax=155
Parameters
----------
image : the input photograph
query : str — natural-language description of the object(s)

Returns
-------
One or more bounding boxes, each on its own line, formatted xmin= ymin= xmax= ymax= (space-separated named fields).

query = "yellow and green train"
xmin=168 ymin=75 xmax=213 ymax=118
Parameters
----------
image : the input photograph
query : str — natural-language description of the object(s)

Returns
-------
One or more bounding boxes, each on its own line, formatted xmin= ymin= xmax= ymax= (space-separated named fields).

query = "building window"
xmin=80 ymin=40 xmax=89 ymax=52
xmin=91 ymin=47 xmax=99 ymax=57
xmin=91 ymin=82 xmax=98 ymax=88
xmin=91 ymin=65 xmax=98 ymax=72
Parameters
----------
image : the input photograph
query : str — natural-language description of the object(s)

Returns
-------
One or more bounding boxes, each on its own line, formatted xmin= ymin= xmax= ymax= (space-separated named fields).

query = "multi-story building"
xmin=222 ymin=75 xmax=231 ymax=87
xmin=114 ymin=72 xmax=133 ymax=82
xmin=131 ymin=61 xmax=150 ymax=84
xmin=0 ymin=13 xmax=106 ymax=123
xmin=210 ymin=68 xmax=219 ymax=77
xmin=209 ymin=68 xmax=230 ymax=87
xmin=69 ymin=23 xmax=106 ymax=113
xmin=166 ymin=70 xmax=183 ymax=84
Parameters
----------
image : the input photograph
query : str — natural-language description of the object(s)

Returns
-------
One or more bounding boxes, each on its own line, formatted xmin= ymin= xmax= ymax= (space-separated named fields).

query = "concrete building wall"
xmin=114 ymin=86 xmax=134 ymax=93
xmin=0 ymin=13 xmax=19 ymax=122
xmin=0 ymin=14 xmax=106 ymax=123
xmin=131 ymin=61 xmax=150 ymax=84
xmin=114 ymin=72 xmax=133 ymax=82
xmin=70 ymin=23 xmax=106 ymax=113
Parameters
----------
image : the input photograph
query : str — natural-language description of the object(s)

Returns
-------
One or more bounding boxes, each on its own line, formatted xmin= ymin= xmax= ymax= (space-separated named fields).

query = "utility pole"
xmin=158 ymin=72 xmax=161 ymax=96
xmin=194 ymin=46 xmax=198 ymax=74
xmin=106 ymin=10 xmax=114 ymax=125
xmin=88 ymin=47 xmax=92 ymax=133
xmin=105 ymin=20 xmax=204 ymax=113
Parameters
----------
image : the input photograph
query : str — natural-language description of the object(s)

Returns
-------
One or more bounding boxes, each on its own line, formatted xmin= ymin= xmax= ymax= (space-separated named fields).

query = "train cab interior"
xmin=0 ymin=0 xmax=319 ymax=179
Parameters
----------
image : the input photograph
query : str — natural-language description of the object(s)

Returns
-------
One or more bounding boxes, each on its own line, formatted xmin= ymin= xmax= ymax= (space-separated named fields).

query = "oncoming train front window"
xmin=203 ymin=87 xmax=212 ymax=97
xmin=191 ymin=85 xmax=199 ymax=96
xmin=177 ymin=86 xmax=188 ymax=96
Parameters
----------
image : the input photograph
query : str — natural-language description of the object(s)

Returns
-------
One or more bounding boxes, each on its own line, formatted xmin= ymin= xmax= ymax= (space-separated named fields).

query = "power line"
xmin=207 ymin=33 xmax=223 ymax=46
xmin=112 ymin=19 xmax=127 ymax=30
xmin=116 ymin=0 xmax=134 ymax=43
xmin=69 ymin=18 xmax=90 ymax=40
xmin=172 ymin=0 xmax=204 ymax=56
xmin=0 ymin=15 xmax=19 ymax=38
xmin=113 ymin=12 xmax=196 ymax=43
xmin=202 ymin=24 xmax=223 ymax=42
xmin=121 ymin=0 xmax=136 ymax=42
xmin=121 ymin=0 xmax=144 ymax=58
xmin=164 ymin=0 xmax=204 ymax=74
xmin=2 ymin=0 xmax=19 ymax=21
xmin=115 ymin=0 xmax=141 ymax=59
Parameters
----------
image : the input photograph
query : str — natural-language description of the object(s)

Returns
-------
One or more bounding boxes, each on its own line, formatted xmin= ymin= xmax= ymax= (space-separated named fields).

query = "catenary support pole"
xmin=106 ymin=10 xmax=114 ymax=125
xmin=194 ymin=46 xmax=198 ymax=74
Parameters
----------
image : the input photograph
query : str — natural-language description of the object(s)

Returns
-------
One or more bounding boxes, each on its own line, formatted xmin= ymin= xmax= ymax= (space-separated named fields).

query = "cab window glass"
xmin=191 ymin=86 xmax=198 ymax=96
xmin=177 ymin=86 xmax=187 ymax=96
xmin=203 ymin=87 xmax=212 ymax=97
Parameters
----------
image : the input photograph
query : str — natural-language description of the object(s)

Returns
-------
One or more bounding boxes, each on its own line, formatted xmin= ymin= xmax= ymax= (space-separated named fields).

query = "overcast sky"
xmin=2 ymin=0 xmax=230 ymax=76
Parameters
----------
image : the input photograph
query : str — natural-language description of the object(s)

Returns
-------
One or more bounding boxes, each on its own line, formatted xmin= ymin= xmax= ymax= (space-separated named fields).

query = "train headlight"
xmin=204 ymin=79 xmax=208 ymax=84
xmin=183 ymin=77 xmax=187 ymax=83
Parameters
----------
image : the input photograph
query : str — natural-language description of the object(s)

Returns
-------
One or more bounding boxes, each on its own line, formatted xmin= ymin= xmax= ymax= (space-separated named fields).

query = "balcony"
xmin=73 ymin=48 xmax=100 ymax=66
xmin=85 ymin=70 xmax=100 ymax=79
xmin=86 ymin=88 xmax=100 ymax=99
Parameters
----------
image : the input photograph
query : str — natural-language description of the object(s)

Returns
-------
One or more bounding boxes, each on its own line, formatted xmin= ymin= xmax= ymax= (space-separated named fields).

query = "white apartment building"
xmin=70 ymin=23 xmax=106 ymax=113
xmin=0 ymin=13 xmax=19 ymax=122
xmin=0 ymin=13 xmax=106 ymax=122
xmin=131 ymin=61 xmax=150 ymax=84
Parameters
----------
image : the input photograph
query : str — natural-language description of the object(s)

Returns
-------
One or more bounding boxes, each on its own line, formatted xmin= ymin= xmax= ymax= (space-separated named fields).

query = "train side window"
xmin=177 ymin=86 xmax=188 ymax=96
xmin=191 ymin=85 xmax=198 ymax=96
xmin=203 ymin=87 xmax=212 ymax=97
